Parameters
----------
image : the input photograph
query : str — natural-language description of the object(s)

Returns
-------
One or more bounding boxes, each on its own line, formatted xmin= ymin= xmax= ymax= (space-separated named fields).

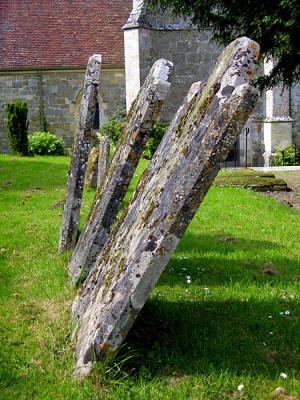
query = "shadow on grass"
xmin=124 ymin=296 xmax=300 ymax=379
xmin=155 ymin=233 xmax=300 ymax=287
xmin=116 ymin=234 xmax=299 ymax=380
xmin=177 ymin=232 xmax=281 ymax=254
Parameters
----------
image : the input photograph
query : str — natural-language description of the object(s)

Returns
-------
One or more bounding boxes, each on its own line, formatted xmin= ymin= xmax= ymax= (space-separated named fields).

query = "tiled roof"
xmin=0 ymin=0 xmax=132 ymax=68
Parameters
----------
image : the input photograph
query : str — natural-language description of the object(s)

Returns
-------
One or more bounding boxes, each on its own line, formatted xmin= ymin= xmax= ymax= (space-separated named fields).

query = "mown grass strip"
xmin=0 ymin=155 xmax=299 ymax=400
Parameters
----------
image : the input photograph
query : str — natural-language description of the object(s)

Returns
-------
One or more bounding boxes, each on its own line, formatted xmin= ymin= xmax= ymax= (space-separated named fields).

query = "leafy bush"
xmin=271 ymin=145 xmax=299 ymax=166
xmin=6 ymin=100 xmax=29 ymax=155
xmin=142 ymin=122 xmax=168 ymax=160
xmin=28 ymin=132 xmax=65 ymax=155
xmin=100 ymin=107 xmax=126 ymax=145
xmin=100 ymin=108 xmax=168 ymax=159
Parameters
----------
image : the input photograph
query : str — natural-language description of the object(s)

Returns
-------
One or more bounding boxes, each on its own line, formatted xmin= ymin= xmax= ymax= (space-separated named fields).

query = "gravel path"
xmin=274 ymin=170 xmax=300 ymax=192
xmin=263 ymin=170 xmax=300 ymax=211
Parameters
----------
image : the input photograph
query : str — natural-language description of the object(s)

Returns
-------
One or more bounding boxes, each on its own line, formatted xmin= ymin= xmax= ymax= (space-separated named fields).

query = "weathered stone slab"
xmin=58 ymin=55 xmax=102 ymax=253
xmin=85 ymin=135 xmax=110 ymax=188
xmin=97 ymin=135 xmax=110 ymax=188
xmin=85 ymin=146 xmax=99 ymax=188
xmin=73 ymin=36 xmax=259 ymax=322
xmin=72 ymin=80 xmax=204 ymax=318
xmin=68 ymin=59 xmax=173 ymax=284
xmin=73 ymin=37 xmax=259 ymax=377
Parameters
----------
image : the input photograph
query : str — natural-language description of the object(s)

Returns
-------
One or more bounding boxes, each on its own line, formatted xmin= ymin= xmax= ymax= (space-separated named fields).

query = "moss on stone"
xmin=214 ymin=168 xmax=290 ymax=192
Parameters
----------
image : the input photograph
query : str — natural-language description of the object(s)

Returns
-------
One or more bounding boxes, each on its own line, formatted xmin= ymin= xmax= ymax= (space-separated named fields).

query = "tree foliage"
xmin=146 ymin=0 xmax=300 ymax=89
xmin=142 ymin=122 xmax=168 ymax=160
xmin=100 ymin=107 xmax=167 ymax=159
xmin=100 ymin=107 xmax=127 ymax=145
xmin=6 ymin=100 xmax=29 ymax=155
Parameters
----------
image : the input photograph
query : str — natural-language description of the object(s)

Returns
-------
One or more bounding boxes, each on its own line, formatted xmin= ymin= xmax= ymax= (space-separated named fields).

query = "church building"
xmin=1 ymin=0 xmax=299 ymax=166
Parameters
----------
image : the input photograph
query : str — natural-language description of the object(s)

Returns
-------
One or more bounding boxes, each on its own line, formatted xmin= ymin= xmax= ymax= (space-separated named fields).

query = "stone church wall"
xmin=138 ymin=29 xmax=222 ymax=121
xmin=0 ymin=68 xmax=126 ymax=152
xmin=125 ymin=25 xmax=266 ymax=166
xmin=124 ymin=1 xmax=300 ymax=166
xmin=291 ymin=84 xmax=300 ymax=148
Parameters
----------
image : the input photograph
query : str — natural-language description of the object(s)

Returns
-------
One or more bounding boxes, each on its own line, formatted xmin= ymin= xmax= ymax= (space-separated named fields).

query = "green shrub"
xmin=101 ymin=108 xmax=168 ymax=160
xmin=142 ymin=122 xmax=168 ymax=160
xmin=271 ymin=145 xmax=299 ymax=166
xmin=6 ymin=100 xmax=29 ymax=155
xmin=100 ymin=107 xmax=126 ymax=145
xmin=28 ymin=132 xmax=65 ymax=155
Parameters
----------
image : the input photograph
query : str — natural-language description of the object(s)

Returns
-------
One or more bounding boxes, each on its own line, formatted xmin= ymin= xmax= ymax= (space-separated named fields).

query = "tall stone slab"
xmin=85 ymin=135 xmax=110 ymax=188
xmin=58 ymin=55 xmax=102 ymax=253
xmin=68 ymin=59 xmax=173 ymax=284
xmin=85 ymin=146 xmax=100 ymax=188
xmin=97 ymin=135 xmax=110 ymax=188
xmin=73 ymin=37 xmax=260 ymax=376
xmin=72 ymin=80 xmax=204 ymax=321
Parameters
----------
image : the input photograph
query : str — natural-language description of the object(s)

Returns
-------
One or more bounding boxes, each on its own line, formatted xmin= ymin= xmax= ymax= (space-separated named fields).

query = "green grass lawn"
xmin=0 ymin=154 xmax=300 ymax=400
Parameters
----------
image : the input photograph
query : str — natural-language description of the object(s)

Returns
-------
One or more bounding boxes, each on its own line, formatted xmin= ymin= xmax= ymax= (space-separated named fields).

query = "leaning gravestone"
xmin=85 ymin=135 xmax=110 ymax=188
xmin=85 ymin=146 xmax=100 ymax=188
xmin=97 ymin=135 xmax=110 ymax=188
xmin=73 ymin=79 xmax=204 ymax=320
xmin=68 ymin=59 xmax=173 ymax=284
xmin=58 ymin=54 xmax=102 ymax=253
xmin=73 ymin=37 xmax=260 ymax=377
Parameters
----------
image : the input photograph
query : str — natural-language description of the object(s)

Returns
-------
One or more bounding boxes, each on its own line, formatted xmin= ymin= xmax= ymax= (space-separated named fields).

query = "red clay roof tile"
xmin=0 ymin=0 xmax=132 ymax=68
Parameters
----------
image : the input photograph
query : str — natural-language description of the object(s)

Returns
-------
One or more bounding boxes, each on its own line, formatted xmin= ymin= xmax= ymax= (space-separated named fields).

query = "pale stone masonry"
xmin=68 ymin=59 xmax=173 ymax=284
xmin=263 ymin=59 xmax=293 ymax=166
xmin=124 ymin=3 xmax=222 ymax=118
xmin=73 ymin=37 xmax=259 ymax=377
xmin=123 ymin=0 xmax=300 ymax=167
xmin=291 ymin=85 xmax=300 ymax=148
xmin=58 ymin=55 xmax=102 ymax=253
xmin=0 ymin=0 xmax=131 ymax=152
xmin=0 ymin=68 xmax=125 ymax=152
